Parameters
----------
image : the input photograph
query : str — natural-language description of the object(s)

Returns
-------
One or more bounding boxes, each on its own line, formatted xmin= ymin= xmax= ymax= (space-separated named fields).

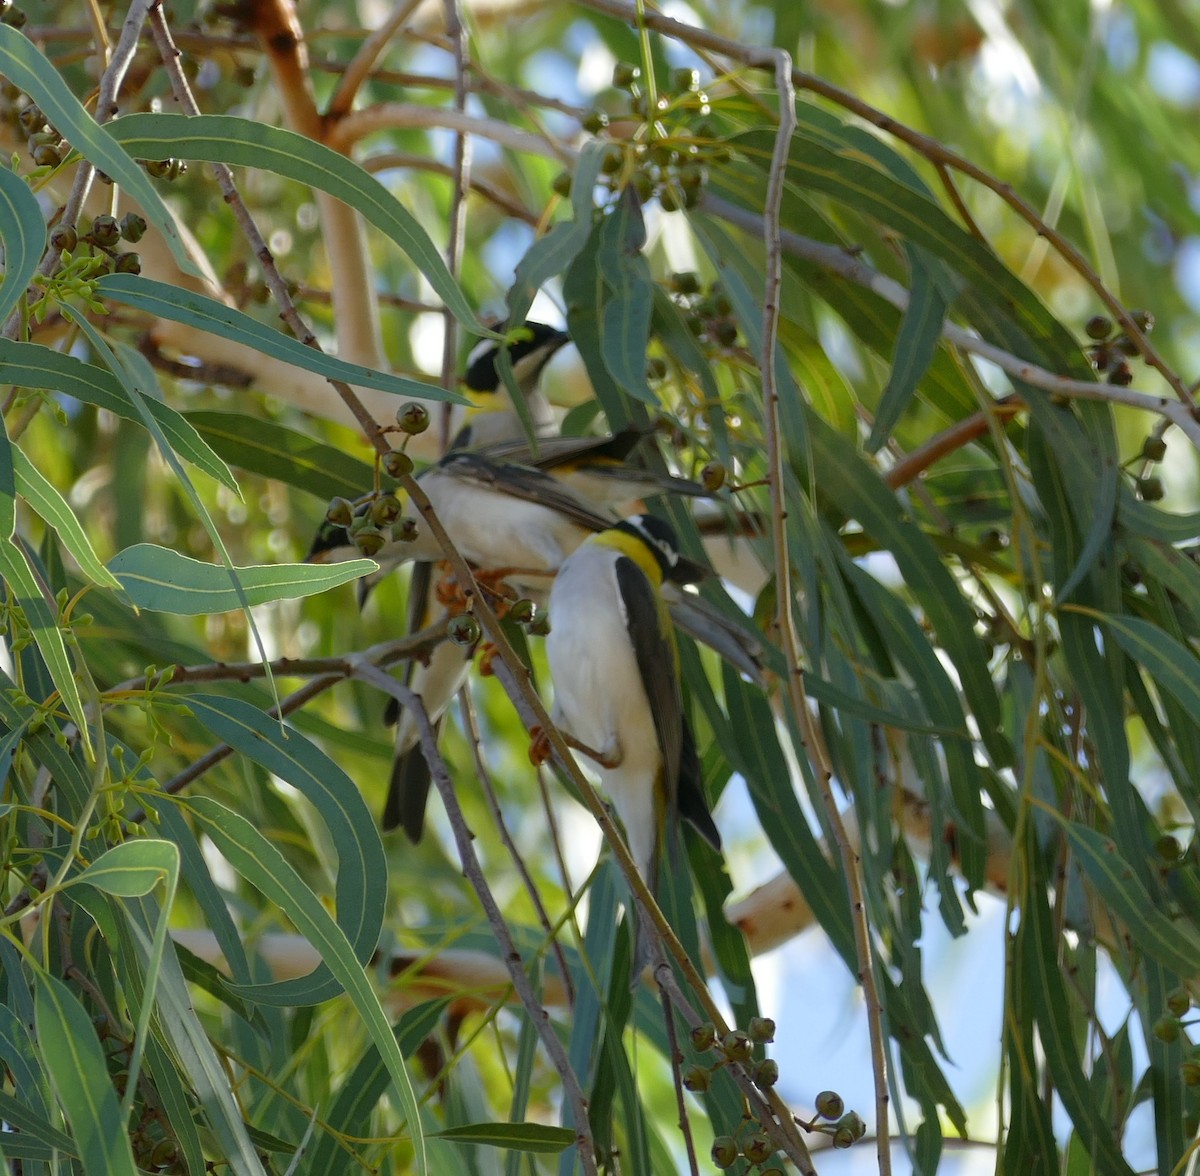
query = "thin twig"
xmin=353 ymin=662 xmax=598 ymax=1176
xmin=762 ymin=43 xmax=892 ymax=1173
xmin=704 ymin=194 xmax=1200 ymax=450
xmin=327 ymin=102 xmax=571 ymax=162
xmin=438 ymin=0 xmax=471 ymax=447
xmin=659 ymin=984 xmax=701 ymax=1176
xmin=459 ymin=689 xmax=576 ymax=1009
xmin=362 ymin=152 xmax=538 ymax=224
xmin=326 ymin=0 xmax=426 ymax=120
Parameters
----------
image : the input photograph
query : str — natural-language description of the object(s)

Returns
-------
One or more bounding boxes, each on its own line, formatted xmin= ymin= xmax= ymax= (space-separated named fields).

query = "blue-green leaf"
xmin=108 ymin=543 xmax=375 ymax=613
xmin=34 ymin=972 xmax=139 ymax=1175
xmin=106 ymin=112 xmax=478 ymax=329
xmin=0 ymin=163 xmax=46 ymax=326
xmin=0 ymin=539 xmax=90 ymax=754
xmin=13 ymin=449 xmax=123 ymax=593
xmin=187 ymin=795 xmax=425 ymax=1174
xmin=0 ymin=339 xmax=237 ymax=491
xmin=96 ymin=275 xmax=468 ymax=404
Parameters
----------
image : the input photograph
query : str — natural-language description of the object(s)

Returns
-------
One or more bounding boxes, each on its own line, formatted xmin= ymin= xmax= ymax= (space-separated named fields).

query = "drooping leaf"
xmin=0 ymin=163 xmax=46 ymax=326
xmin=108 ymin=544 xmax=375 ymax=614
xmin=97 ymin=275 xmax=468 ymax=404
xmin=106 ymin=112 xmax=479 ymax=328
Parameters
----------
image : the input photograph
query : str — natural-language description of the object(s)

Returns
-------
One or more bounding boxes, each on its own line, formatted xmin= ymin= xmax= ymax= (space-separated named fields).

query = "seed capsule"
xmin=681 ymin=1064 xmax=710 ymax=1092
xmin=89 ymin=214 xmax=121 ymax=248
xmin=113 ymin=252 xmax=142 ymax=275
xmin=742 ymin=1132 xmax=773 ymax=1163
xmin=49 ymin=223 xmax=78 ymax=253
xmin=370 ymin=494 xmax=402 ymax=526
xmin=690 ymin=1022 xmax=717 ymax=1051
xmin=382 ymin=450 xmax=414 ymax=479
xmin=395 ymin=403 xmax=430 ymax=435
xmin=710 ymin=1136 xmax=738 ymax=1168
xmin=119 ymin=212 xmax=147 ymax=242
xmin=448 ymin=613 xmax=481 ymax=646
xmin=815 ymin=1090 xmax=844 ymax=1119
xmin=1084 ymin=314 xmax=1112 ymax=340
xmin=354 ymin=529 xmax=385 ymax=557
xmin=753 ymin=1058 xmax=780 ymax=1088
xmin=1141 ymin=436 xmax=1167 ymax=462
xmin=325 ymin=497 xmax=354 ymax=528
xmin=612 ymin=62 xmax=641 ymax=89
xmin=747 ymin=1015 xmax=776 ymax=1043
xmin=720 ymin=1030 xmax=753 ymax=1063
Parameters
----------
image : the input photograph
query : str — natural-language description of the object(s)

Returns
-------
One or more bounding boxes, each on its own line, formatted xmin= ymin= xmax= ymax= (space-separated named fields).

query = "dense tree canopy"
xmin=0 ymin=1 xmax=1198 ymax=1173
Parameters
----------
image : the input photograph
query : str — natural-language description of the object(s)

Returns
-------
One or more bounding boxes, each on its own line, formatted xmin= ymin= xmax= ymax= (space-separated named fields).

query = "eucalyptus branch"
xmin=755 ymin=45 xmax=890 ymax=1175
xmin=352 ymin=662 xmax=598 ymax=1176
xmin=327 ymin=102 xmax=571 ymax=162
xmin=2 ymin=0 xmax=151 ymax=344
xmin=704 ymin=194 xmax=1200 ymax=450
xmin=572 ymin=0 xmax=1196 ymax=412
xmin=106 ymin=628 xmax=444 ymax=697
xmin=362 ymin=152 xmax=538 ymax=223
xmin=438 ymin=0 xmax=470 ymax=449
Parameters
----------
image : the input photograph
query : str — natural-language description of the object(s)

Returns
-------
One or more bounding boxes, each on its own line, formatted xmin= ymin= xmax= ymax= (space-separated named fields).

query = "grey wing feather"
xmin=438 ymin=451 xmax=612 ymax=531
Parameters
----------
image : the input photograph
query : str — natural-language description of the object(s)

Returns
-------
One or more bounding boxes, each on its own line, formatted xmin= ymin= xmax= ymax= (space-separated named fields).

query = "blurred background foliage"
xmin=1 ymin=0 xmax=1199 ymax=1173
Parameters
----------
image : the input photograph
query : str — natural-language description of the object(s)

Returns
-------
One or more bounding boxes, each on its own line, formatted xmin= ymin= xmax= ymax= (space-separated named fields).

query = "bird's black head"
xmin=463 ymin=321 xmax=570 ymax=394
xmin=615 ymin=514 xmax=709 ymax=585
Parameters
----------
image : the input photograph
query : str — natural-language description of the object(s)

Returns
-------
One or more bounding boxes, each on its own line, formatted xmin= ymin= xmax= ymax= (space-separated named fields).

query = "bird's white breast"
xmin=546 ymin=543 xmax=663 ymax=877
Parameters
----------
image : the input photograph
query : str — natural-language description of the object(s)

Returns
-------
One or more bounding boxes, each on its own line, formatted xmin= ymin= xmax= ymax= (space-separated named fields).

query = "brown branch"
xmin=247 ymin=0 xmax=384 ymax=370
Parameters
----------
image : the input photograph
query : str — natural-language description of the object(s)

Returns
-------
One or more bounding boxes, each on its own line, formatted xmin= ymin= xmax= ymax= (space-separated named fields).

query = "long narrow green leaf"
xmin=13 ymin=449 xmax=123 ymax=593
xmin=0 ymin=1090 xmax=76 ymax=1156
xmin=187 ymin=694 xmax=387 ymax=1007
xmin=184 ymin=411 xmax=377 ymax=501
xmin=1094 ymin=611 xmax=1200 ymax=726
xmin=434 ymin=1123 xmax=575 ymax=1154
xmin=96 ymin=275 xmax=468 ymax=404
xmin=64 ymin=308 xmax=290 ymax=708
xmin=0 ymin=163 xmax=45 ymax=326
xmin=508 ymin=141 xmax=606 ymax=321
xmin=1061 ymin=823 xmax=1200 ymax=975
xmin=596 ymin=188 xmax=656 ymax=404
xmin=0 ymin=414 xmax=13 ymax=541
xmin=105 ymin=112 xmax=478 ymax=329
xmin=0 ymin=26 xmax=198 ymax=277
xmin=0 ymin=539 xmax=90 ymax=754
xmin=68 ymin=839 xmax=177 ymax=898
xmin=186 ymin=795 xmax=425 ymax=1174
xmin=120 ymin=898 xmax=268 ymax=1176
xmin=34 ymin=971 xmax=139 ymax=1175
xmin=108 ymin=544 xmax=374 ymax=614
xmin=0 ymin=339 xmax=237 ymax=491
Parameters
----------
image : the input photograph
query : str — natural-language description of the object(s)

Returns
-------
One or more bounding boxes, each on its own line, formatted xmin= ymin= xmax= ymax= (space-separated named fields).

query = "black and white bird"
xmin=544 ymin=514 xmax=722 ymax=971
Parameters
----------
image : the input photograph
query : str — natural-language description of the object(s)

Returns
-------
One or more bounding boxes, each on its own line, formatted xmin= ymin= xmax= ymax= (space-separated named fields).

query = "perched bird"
xmin=543 ymin=514 xmax=722 ymax=970
xmin=449 ymin=321 xmax=569 ymax=449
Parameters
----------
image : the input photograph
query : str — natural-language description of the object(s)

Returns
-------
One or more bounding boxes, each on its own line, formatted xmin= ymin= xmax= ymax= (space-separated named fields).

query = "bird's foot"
xmin=477 ymin=642 xmax=499 ymax=676
xmin=528 ymin=725 xmax=552 ymax=766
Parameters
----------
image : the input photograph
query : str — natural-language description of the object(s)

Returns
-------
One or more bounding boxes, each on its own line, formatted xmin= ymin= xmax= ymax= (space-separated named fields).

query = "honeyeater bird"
xmin=543 ymin=514 xmax=722 ymax=972
xmin=449 ymin=320 xmax=568 ymax=449
xmin=306 ymin=326 xmax=758 ymax=840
